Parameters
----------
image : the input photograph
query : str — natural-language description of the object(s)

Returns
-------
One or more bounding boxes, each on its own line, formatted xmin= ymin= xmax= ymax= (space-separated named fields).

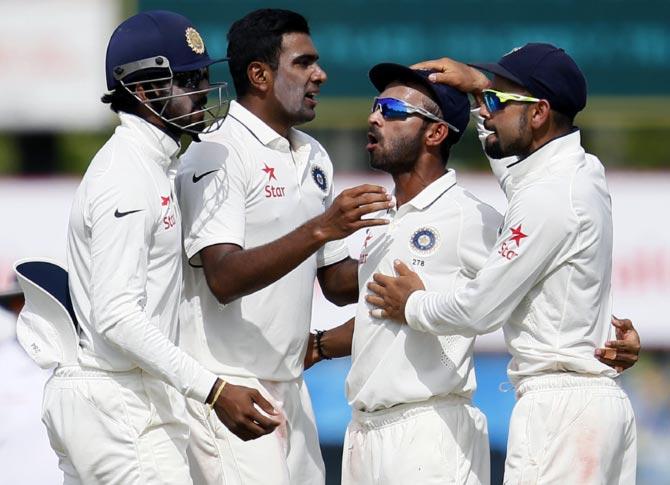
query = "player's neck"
xmin=238 ymin=96 xmax=291 ymax=139
xmin=392 ymin=159 xmax=446 ymax=207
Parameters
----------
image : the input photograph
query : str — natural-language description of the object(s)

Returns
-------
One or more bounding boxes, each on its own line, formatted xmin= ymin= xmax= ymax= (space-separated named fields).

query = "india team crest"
xmin=311 ymin=166 xmax=328 ymax=192
xmin=185 ymin=27 xmax=205 ymax=54
xmin=410 ymin=227 xmax=440 ymax=255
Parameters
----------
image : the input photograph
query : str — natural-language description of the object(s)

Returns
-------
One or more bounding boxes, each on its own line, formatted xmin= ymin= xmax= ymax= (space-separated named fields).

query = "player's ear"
xmin=530 ymin=99 xmax=551 ymax=129
xmin=247 ymin=61 xmax=273 ymax=93
xmin=424 ymin=122 xmax=449 ymax=151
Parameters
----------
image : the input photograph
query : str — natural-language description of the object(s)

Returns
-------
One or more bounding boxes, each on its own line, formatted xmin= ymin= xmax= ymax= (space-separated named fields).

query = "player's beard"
xmin=485 ymin=106 xmax=531 ymax=159
xmin=369 ymin=128 xmax=423 ymax=175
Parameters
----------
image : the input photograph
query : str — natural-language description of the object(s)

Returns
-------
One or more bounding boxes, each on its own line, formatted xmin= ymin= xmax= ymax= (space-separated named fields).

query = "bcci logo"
xmin=410 ymin=227 xmax=439 ymax=255
xmin=185 ymin=27 xmax=205 ymax=54
xmin=311 ymin=166 xmax=328 ymax=192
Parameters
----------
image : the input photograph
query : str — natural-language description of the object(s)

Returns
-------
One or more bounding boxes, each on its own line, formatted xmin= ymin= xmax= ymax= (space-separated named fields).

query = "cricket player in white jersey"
xmin=36 ymin=11 xmax=280 ymax=484
xmin=176 ymin=9 xmax=393 ymax=485
xmin=306 ymin=63 xmax=499 ymax=484
xmin=367 ymin=44 xmax=637 ymax=484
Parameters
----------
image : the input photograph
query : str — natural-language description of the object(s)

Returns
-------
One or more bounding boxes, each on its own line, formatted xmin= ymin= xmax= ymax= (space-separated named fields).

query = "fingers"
xmin=393 ymin=259 xmax=413 ymax=276
xmin=595 ymin=348 xmax=639 ymax=371
xmin=410 ymin=59 xmax=448 ymax=71
xmin=236 ymin=420 xmax=274 ymax=441
xmin=595 ymin=347 xmax=617 ymax=360
xmin=369 ymin=308 xmax=387 ymax=319
xmin=251 ymin=389 xmax=279 ymax=417
xmin=365 ymin=294 xmax=386 ymax=308
xmin=247 ymin=408 xmax=281 ymax=432
xmin=353 ymin=218 xmax=392 ymax=229
xmin=352 ymin=200 xmax=394 ymax=218
xmin=611 ymin=315 xmax=633 ymax=328
xmin=371 ymin=272 xmax=392 ymax=287
xmin=342 ymin=184 xmax=389 ymax=199
xmin=602 ymin=339 xmax=639 ymax=351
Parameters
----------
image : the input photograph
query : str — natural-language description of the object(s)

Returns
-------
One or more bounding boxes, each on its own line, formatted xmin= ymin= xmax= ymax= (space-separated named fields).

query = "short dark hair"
xmin=227 ymin=9 xmax=310 ymax=97
xmin=101 ymin=87 xmax=139 ymax=113
xmin=552 ymin=109 xmax=574 ymax=131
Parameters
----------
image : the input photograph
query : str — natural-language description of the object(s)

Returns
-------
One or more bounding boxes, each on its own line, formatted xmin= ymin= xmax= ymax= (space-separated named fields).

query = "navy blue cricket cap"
xmin=369 ymin=63 xmax=470 ymax=144
xmin=105 ymin=10 xmax=225 ymax=90
xmin=470 ymin=43 xmax=587 ymax=118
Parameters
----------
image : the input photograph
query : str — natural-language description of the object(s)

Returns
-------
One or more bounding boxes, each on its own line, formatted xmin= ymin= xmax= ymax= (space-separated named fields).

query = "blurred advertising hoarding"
xmin=0 ymin=0 xmax=118 ymax=131
xmin=141 ymin=0 xmax=670 ymax=97
xmin=0 ymin=171 xmax=668 ymax=348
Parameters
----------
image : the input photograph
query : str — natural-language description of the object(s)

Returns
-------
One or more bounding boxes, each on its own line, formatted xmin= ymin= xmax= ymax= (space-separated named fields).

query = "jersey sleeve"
xmin=178 ymin=140 xmax=248 ymax=266
xmin=456 ymin=196 xmax=503 ymax=278
xmin=406 ymin=184 xmax=574 ymax=337
xmin=88 ymin=176 xmax=216 ymax=402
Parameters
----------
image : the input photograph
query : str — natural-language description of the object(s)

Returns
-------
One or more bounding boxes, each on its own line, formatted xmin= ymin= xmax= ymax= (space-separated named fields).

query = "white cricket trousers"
xmin=185 ymin=374 xmax=325 ymax=485
xmin=42 ymin=365 xmax=193 ymax=485
xmin=342 ymin=395 xmax=490 ymax=485
xmin=504 ymin=373 xmax=637 ymax=485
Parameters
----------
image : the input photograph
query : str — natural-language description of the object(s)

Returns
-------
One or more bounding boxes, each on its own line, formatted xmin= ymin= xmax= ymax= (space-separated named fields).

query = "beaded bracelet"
xmin=315 ymin=329 xmax=331 ymax=360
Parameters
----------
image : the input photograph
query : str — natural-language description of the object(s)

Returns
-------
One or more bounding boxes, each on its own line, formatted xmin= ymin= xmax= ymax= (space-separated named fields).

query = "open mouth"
xmin=366 ymin=132 xmax=379 ymax=151
xmin=304 ymin=91 xmax=319 ymax=106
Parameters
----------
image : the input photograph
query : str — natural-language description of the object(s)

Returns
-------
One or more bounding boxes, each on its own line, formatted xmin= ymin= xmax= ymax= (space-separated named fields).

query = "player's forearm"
xmin=405 ymin=285 xmax=508 ymax=337
xmin=318 ymin=258 xmax=359 ymax=306
xmin=203 ymin=217 xmax=333 ymax=305
xmin=319 ymin=318 xmax=355 ymax=359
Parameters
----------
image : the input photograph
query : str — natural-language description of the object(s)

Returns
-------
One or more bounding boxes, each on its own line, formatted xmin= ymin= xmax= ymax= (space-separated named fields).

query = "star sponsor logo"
xmin=262 ymin=163 xmax=277 ymax=181
xmin=262 ymin=162 xmax=286 ymax=198
xmin=498 ymin=224 xmax=528 ymax=260
xmin=508 ymin=225 xmax=527 ymax=247
xmin=161 ymin=194 xmax=176 ymax=230
xmin=363 ymin=229 xmax=374 ymax=249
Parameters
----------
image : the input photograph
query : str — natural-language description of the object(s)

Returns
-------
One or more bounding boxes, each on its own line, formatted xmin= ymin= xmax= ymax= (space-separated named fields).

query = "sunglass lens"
xmin=379 ymin=99 xmax=409 ymax=119
xmin=483 ymin=92 xmax=503 ymax=113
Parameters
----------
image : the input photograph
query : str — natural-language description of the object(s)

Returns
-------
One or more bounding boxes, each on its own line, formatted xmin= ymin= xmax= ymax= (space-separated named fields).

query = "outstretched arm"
xmin=410 ymin=57 xmax=491 ymax=96
xmin=202 ymin=185 xmax=392 ymax=304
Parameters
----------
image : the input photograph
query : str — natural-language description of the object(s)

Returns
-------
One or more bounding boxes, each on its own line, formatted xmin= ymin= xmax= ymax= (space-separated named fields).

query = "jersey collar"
xmin=507 ymin=129 xmax=583 ymax=184
xmin=118 ymin=112 xmax=180 ymax=171
xmin=398 ymin=169 xmax=458 ymax=214
xmin=227 ymin=101 xmax=311 ymax=153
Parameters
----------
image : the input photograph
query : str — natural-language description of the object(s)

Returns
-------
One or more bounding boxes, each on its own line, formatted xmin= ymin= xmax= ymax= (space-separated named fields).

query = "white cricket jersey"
xmin=406 ymin=119 xmax=618 ymax=385
xmin=346 ymin=171 xmax=502 ymax=412
xmin=67 ymin=112 xmax=217 ymax=403
xmin=177 ymin=100 xmax=349 ymax=381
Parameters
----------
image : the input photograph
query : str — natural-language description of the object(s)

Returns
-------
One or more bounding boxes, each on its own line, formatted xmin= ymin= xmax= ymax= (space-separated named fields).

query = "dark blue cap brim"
xmin=468 ymin=62 xmax=525 ymax=88
xmin=173 ymin=56 xmax=227 ymax=73
xmin=369 ymin=63 xmax=436 ymax=95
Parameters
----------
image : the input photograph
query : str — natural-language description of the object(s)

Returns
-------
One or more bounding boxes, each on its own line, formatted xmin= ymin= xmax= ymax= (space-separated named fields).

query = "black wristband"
xmin=315 ymin=329 xmax=331 ymax=360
